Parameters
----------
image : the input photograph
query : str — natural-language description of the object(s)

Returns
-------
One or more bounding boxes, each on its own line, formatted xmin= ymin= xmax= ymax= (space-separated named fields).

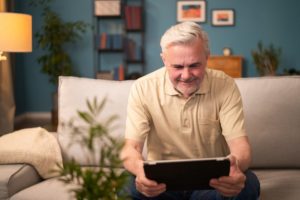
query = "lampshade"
xmin=0 ymin=12 xmax=32 ymax=52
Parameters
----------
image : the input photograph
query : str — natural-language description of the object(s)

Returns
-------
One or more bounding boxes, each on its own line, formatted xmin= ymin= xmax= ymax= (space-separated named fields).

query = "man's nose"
xmin=181 ymin=67 xmax=191 ymax=80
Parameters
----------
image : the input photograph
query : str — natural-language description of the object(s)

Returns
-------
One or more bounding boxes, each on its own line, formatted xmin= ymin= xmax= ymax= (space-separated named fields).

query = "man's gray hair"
xmin=160 ymin=21 xmax=210 ymax=56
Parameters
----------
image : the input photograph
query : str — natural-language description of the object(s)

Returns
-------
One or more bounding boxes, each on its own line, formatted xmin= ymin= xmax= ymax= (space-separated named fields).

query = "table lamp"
xmin=0 ymin=12 xmax=32 ymax=60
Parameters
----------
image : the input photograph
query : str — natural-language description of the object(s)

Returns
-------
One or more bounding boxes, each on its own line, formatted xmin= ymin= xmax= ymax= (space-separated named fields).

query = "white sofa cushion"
xmin=235 ymin=76 xmax=300 ymax=168
xmin=57 ymin=76 xmax=134 ymax=165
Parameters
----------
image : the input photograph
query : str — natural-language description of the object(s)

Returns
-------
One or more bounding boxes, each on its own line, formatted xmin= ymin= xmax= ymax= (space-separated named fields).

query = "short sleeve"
xmin=125 ymin=81 xmax=151 ymax=142
xmin=219 ymin=78 xmax=247 ymax=140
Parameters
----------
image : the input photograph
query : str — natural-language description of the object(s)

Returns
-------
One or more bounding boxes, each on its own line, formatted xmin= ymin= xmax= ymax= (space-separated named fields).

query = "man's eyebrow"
xmin=171 ymin=64 xmax=184 ymax=68
xmin=189 ymin=62 xmax=201 ymax=67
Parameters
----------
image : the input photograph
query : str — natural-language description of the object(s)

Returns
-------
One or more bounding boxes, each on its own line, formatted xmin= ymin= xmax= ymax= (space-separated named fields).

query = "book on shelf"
xmin=124 ymin=38 xmax=143 ymax=61
xmin=99 ymin=33 xmax=123 ymax=50
xmin=112 ymin=64 xmax=125 ymax=81
xmin=124 ymin=5 xmax=142 ymax=30
xmin=112 ymin=34 xmax=123 ymax=49
xmin=124 ymin=38 xmax=136 ymax=60
xmin=118 ymin=64 xmax=125 ymax=80
xmin=99 ymin=33 xmax=107 ymax=49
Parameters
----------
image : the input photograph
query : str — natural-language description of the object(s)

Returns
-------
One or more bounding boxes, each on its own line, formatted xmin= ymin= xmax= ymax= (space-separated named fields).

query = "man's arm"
xmin=209 ymin=136 xmax=251 ymax=197
xmin=120 ymin=139 xmax=144 ymax=175
xmin=227 ymin=136 xmax=251 ymax=172
xmin=120 ymin=139 xmax=166 ymax=197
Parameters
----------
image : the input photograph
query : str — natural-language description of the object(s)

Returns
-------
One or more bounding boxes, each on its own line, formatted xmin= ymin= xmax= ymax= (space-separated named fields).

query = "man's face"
xmin=161 ymin=39 xmax=208 ymax=98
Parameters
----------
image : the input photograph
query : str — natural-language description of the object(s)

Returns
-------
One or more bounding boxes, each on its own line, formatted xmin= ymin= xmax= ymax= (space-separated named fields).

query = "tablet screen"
xmin=144 ymin=157 xmax=230 ymax=191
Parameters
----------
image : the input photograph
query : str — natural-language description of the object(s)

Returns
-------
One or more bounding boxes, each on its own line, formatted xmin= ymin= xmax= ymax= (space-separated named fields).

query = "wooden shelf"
xmin=207 ymin=55 xmax=243 ymax=78
xmin=96 ymin=15 xmax=122 ymax=19
xmin=98 ymin=49 xmax=123 ymax=52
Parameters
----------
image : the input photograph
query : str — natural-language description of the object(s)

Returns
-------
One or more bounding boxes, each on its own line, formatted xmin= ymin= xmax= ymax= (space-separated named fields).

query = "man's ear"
xmin=160 ymin=52 xmax=166 ymax=65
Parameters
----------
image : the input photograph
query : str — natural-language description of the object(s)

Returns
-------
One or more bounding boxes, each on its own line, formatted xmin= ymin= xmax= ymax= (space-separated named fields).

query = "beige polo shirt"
xmin=125 ymin=67 xmax=247 ymax=160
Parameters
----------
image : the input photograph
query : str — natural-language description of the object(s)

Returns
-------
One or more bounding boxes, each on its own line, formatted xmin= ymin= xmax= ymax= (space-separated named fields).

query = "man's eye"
xmin=190 ymin=63 xmax=201 ymax=68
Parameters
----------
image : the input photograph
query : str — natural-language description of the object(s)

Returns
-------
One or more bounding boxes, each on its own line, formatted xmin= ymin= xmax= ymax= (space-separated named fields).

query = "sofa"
xmin=0 ymin=75 xmax=300 ymax=200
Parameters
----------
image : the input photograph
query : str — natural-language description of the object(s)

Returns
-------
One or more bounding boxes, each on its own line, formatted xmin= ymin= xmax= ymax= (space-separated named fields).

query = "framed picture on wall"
xmin=94 ymin=0 xmax=121 ymax=16
xmin=177 ymin=1 xmax=206 ymax=23
xmin=212 ymin=9 xmax=235 ymax=26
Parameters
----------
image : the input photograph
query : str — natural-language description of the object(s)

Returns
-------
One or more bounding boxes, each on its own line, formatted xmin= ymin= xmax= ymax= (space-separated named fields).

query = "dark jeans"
xmin=128 ymin=170 xmax=260 ymax=200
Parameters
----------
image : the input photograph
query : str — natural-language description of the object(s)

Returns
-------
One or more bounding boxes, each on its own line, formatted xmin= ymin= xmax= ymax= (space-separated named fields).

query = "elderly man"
xmin=121 ymin=21 xmax=260 ymax=200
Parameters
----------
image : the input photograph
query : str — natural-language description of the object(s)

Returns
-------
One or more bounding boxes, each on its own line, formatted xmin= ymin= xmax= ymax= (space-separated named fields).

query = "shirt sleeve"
xmin=219 ymin=78 xmax=247 ymax=141
xmin=125 ymin=81 xmax=151 ymax=142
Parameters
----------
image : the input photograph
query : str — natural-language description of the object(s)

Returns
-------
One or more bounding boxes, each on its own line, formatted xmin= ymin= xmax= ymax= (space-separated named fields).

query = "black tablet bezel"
xmin=143 ymin=157 xmax=230 ymax=191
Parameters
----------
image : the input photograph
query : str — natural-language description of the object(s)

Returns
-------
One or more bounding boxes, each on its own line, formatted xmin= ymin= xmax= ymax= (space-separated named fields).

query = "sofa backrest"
xmin=235 ymin=76 xmax=300 ymax=169
xmin=58 ymin=76 xmax=300 ymax=169
xmin=57 ymin=76 xmax=134 ymax=165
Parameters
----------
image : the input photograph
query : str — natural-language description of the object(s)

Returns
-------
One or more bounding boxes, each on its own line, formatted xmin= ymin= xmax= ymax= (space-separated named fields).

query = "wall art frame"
xmin=177 ymin=1 xmax=206 ymax=23
xmin=94 ymin=0 xmax=121 ymax=16
xmin=212 ymin=9 xmax=235 ymax=26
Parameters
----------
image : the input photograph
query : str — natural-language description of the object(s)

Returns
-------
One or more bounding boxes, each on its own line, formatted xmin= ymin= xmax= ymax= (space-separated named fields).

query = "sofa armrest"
xmin=0 ymin=164 xmax=42 ymax=199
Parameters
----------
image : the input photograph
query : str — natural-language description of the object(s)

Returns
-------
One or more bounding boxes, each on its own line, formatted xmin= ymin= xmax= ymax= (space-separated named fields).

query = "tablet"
xmin=143 ymin=157 xmax=230 ymax=191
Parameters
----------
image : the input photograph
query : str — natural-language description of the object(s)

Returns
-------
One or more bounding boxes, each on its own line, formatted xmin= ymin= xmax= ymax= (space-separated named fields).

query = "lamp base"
xmin=0 ymin=52 xmax=7 ymax=61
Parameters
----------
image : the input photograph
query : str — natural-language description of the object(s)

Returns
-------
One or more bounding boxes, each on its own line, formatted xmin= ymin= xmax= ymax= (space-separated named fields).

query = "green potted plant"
xmin=59 ymin=97 xmax=130 ymax=200
xmin=30 ymin=0 xmax=89 ymax=126
xmin=30 ymin=0 xmax=88 ymax=85
xmin=251 ymin=41 xmax=281 ymax=76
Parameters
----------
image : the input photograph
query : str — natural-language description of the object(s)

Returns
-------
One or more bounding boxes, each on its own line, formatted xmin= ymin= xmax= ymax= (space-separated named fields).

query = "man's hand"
xmin=209 ymin=155 xmax=246 ymax=197
xmin=135 ymin=160 xmax=166 ymax=197
xmin=121 ymin=139 xmax=166 ymax=197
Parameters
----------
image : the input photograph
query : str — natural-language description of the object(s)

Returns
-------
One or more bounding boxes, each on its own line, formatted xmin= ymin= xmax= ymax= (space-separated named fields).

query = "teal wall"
xmin=15 ymin=0 xmax=300 ymax=114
